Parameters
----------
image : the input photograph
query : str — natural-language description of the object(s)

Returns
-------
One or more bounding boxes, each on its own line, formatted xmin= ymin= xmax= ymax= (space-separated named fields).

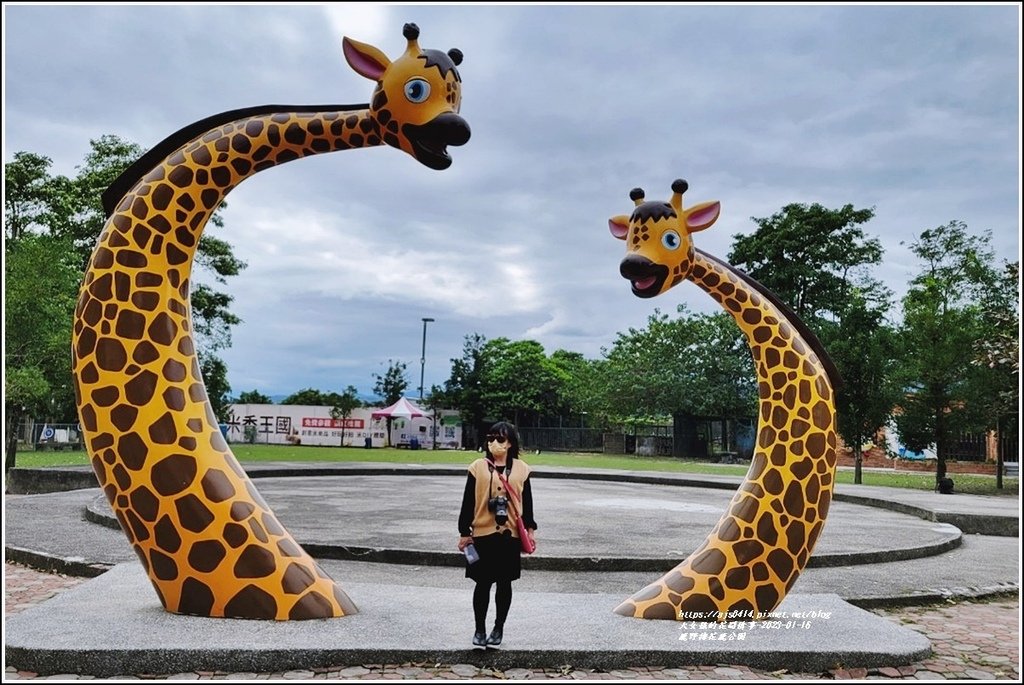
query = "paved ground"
xmin=3 ymin=464 xmax=1020 ymax=680
xmin=3 ymin=563 xmax=1019 ymax=680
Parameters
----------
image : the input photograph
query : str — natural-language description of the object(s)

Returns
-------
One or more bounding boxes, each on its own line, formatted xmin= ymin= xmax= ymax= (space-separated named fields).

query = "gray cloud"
xmin=4 ymin=4 xmax=1019 ymax=399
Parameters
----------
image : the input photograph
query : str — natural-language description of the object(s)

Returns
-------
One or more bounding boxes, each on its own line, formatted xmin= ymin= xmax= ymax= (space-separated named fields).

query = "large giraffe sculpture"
xmin=608 ymin=179 xmax=840 ymax=621
xmin=71 ymin=23 xmax=469 ymax=620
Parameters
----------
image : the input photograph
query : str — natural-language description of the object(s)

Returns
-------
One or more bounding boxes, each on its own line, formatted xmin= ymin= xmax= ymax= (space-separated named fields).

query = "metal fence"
xmin=519 ymin=427 xmax=605 ymax=452
xmin=15 ymin=422 xmax=84 ymax=450
xmin=949 ymin=432 xmax=1019 ymax=463
xmin=518 ymin=426 xmax=676 ymax=455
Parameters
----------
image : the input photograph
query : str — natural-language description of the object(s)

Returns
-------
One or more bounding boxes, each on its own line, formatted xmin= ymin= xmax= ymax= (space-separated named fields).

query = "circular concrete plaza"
xmin=261 ymin=475 xmax=958 ymax=562
xmin=86 ymin=473 xmax=963 ymax=569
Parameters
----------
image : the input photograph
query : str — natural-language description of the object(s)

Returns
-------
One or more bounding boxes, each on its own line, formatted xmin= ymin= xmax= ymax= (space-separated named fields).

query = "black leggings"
xmin=473 ymin=580 xmax=512 ymax=632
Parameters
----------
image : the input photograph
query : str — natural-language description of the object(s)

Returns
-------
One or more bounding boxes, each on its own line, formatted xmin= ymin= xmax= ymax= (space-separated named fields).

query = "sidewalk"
xmin=3 ymin=463 xmax=1020 ymax=679
xmin=3 ymin=562 xmax=1019 ymax=680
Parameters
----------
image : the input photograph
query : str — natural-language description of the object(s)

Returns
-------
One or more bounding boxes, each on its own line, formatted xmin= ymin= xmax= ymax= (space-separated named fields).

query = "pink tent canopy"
xmin=371 ymin=397 xmax=431 ymax=420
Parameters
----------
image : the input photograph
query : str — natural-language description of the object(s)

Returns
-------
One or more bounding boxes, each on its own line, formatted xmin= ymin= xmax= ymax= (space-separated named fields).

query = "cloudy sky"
xmin=4 ymin=3 xmax=1020 ymax=401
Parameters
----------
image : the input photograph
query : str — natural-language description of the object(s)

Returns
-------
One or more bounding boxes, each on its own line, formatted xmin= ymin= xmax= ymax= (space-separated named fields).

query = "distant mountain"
xmin=262 ymin=394 xmax=382 ymax=406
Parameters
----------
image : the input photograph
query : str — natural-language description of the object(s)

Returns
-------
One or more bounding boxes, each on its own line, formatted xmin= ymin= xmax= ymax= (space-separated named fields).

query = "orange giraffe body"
xmin=609 ymin=180 xmax=839 ymax=620
xmin=71 ymin=24 xmax=469 ymax=620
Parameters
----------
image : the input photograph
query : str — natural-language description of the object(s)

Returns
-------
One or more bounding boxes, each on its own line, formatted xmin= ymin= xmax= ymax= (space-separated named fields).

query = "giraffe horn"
xmin=403 ymin=22 xmax=421 ymax=56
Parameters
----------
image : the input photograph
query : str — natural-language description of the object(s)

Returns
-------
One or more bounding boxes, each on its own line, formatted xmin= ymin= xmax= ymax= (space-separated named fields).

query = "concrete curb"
xmin=834 ymin=492 xmax=1020 ymax=537
xmin=4 ymin=545 xmax=112 ymax=578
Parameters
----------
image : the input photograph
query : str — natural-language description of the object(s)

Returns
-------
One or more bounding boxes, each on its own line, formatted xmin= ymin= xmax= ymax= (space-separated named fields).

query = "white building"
xmin=223 ymin=404 xmax=462 ymax=449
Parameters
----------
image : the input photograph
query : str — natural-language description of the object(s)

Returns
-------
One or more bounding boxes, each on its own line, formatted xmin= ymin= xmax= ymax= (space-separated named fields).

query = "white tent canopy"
xmin=371 ymin=397 xmax=432 ymax=420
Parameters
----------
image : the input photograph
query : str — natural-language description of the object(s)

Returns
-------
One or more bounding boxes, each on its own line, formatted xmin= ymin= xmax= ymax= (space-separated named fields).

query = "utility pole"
xmin=419 ymin=317 xmax=435 ymax=401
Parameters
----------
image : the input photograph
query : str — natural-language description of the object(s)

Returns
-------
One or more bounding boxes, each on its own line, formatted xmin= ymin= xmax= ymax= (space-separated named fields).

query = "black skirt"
xmin=466 ymin=531 xmax=522 ymax=582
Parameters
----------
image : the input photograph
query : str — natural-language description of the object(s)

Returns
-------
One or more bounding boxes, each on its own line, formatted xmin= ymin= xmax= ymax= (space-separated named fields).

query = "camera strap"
xmin=486 ymin=458 xmax=522 ymax=519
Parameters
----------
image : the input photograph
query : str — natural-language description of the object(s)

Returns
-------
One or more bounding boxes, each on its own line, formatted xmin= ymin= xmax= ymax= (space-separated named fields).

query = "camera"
xmin=488 ymin=496 xmax=509 ymax=525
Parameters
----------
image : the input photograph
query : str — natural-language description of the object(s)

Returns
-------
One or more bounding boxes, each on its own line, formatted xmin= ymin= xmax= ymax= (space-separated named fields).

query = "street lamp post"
xmin=419 ymin=317 xmax=435 ymax=401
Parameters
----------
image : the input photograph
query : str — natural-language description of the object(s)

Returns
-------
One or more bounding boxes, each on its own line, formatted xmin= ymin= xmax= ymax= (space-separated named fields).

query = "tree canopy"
xmin=728 ymin=202 xmax=881 ymax=322
xmin=373 ymin=359 xmax=409 ymax=406
xmin=236 ymin=390 xmax=273 ymax=404
xmin=595 ymin=307 xmax=757 ymax=423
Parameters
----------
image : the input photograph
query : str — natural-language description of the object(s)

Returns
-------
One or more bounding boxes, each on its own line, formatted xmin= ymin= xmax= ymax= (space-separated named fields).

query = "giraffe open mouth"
xmin=403 ymin=113 xmax=471 ymax=170
xmin=620 ymin=255 xmax=668 ymax=298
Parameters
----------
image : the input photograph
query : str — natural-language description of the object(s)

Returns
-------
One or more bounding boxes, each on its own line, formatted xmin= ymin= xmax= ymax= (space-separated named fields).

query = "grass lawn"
xmin=11 ymin=444 xmax=1018 ymax=496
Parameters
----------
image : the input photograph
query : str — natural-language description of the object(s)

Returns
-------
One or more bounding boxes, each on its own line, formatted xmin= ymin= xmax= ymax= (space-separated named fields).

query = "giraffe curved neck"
xmin=693 ymin=249 xmax=841 ymax=391
xmin=103 ymin=107 xmax=382 ymax=265
xmin=687 ymin=247 xmax=837 ymax=506
xmin=103 ymin=104 xmax=375 ymax=216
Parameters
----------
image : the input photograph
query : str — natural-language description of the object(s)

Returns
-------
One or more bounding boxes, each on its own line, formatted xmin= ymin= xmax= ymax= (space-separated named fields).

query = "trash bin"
xmin=364 ymin=436 xmax=373 ymax=449
xmin=410 ymin=438 xmax=419 ymax=450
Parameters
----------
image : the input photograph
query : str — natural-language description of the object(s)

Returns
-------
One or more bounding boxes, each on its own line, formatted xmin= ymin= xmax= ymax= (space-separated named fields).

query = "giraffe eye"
xmin=404 ymin=78 xmax=431 ymax=103
xmin=662 ymin=231 xmax=681 ymax=250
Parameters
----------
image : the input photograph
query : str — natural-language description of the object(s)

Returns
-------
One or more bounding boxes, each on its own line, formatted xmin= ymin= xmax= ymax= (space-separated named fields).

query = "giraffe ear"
xmin=343 ymin=36 xmax=392 ymax=81
xmin=684 ymin=201 xmax=720 ymax=233
xmin=609 ymin=215 xmax=630 ymax=240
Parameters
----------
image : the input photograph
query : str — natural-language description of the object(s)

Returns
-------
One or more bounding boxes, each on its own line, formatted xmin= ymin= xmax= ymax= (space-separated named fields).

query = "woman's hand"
xmin=458 ymin=536 xmax=473 ymax=551
xmin=527 ymin=529 xmax=536 ymax=548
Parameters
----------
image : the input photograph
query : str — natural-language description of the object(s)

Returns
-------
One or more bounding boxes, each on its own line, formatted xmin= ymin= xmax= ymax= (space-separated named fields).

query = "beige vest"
xmin=468 ymin=457 xmax=531 ymax=538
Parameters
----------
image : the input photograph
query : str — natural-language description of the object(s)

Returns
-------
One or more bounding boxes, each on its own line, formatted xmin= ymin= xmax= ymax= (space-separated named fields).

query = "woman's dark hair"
xmin=486 ymin=421 xmax=520 ymax=461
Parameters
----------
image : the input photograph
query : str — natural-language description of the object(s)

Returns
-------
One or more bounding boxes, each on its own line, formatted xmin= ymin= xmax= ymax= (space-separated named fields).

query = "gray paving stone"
xmin=4 ymin=463 xmax=1019 ymax=679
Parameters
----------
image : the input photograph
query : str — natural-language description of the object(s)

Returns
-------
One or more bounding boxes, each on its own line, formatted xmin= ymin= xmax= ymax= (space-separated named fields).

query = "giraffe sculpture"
xmin=71 ymin=23 xmax=469 ymax=620
xmin=608 ymin=179 xmax=840 ymax=621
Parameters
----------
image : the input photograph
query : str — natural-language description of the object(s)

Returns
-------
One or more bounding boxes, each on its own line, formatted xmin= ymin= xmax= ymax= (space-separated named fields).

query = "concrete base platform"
xmin=5 ymin=563 xmax=931 ymax=676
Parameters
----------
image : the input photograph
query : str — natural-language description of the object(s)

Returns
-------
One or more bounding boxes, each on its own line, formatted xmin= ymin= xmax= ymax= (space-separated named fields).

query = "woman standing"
xmin=457 ymin=421 xmax=537 ymax=648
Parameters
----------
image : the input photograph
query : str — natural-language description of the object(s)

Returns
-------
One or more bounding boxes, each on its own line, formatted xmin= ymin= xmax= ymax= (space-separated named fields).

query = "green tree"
xmin=4 ymin=231 xmax=81 ymax=469
xmin=971 ymin=261 xmax=1020 ymax=488
xmin=424 ymin=383 xmax=450 ymax=449
xmin=281 ymin=388 xmax=331 ymax=405
xmin=597 ymin=307 xmax=757 ymax=423
xmin=728 ymin=203 xmax=880 ymax=322
xmin=329 ymin=385 xmax=362 ymax=446
xmin=548 ymin=349 xmax=601 ymax=426
xmin=895 ymin=221 xmax=997 ymax=484
xmin=4 ymin=152 xmax=59 ymax=241
xmin=372 ymin=360 xmax=409 ymax=447
xmin=236 ymin=390 xmax=273 ymax=404
xmin=479 ymin=338 xmax=563 ymax=427
xmin=830 ymin=291 xmax=902 ymax=484
xmin=443 ymin=333 xmax=488 ymax=448
xmin=373 ymin=359 xmax=409 ymax=406
xmin=4 ymin=367 xmax=50 ymax=471
xmin=51 ymin=135 xmax=147 ymax=266
xmin=200 ymin=356 xmax=232 ymax=422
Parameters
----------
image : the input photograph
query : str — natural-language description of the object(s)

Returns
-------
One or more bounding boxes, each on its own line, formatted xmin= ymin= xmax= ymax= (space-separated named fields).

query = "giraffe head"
xmin=343 ymin=23 xmax=470 ymax=170
xmin=609 ymin=179 xmax=721 ymax=298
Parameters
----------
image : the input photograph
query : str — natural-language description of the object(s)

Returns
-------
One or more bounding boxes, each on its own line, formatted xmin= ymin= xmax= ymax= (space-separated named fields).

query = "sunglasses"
xmin=486 ymin=435 xmax=509 ymax=444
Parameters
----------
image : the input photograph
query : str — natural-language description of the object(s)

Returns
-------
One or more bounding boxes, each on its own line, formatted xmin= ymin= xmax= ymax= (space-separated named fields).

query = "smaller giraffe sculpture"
xmin=608 ymin=179 xmax=840 ymax=621
xmin=72 ymin=23 xmax=468 ymax=621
